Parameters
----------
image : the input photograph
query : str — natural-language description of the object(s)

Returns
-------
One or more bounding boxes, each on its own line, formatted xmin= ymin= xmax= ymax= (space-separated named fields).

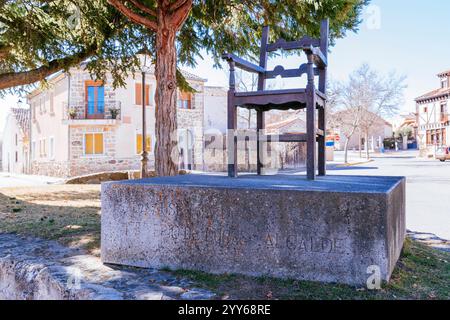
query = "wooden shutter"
xmin=136 ymin=134 xmax=143 ymax=154
xmin=136 ymin=83 xmax=151 ymax=106
xmin=136 ymin=134 xmax=151 ymax=153
xmin=146 ymin=135 xmax=151 ymax=152
xmin=145 ymin=85 xmax=150 ymax=106
xmin=85 ymin=134 xmax=94 ymax=154
xmin=94 ymin=133 xmax=104 ymax=154
xmin=179 ymin=92 xmax=192 ymax=109
xmin=135 ymin=83 xmax=142 ymax=105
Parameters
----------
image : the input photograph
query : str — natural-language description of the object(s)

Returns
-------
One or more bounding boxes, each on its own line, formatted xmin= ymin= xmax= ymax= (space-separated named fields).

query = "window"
xmin=441 ymin=79 xmax=448 ymax=89
xmin=15 ymin=134 xmax=18 ymax=146
xmin=178 ymin=91 xmax=192 ymax=109
xmin=84 ymin=133 xmax=104 ymax=155
xmin=15 ymin=151 xmax=18 ymax=163
xmin=49 ymin=137 xmax=55 ymax=159
xmin=32 ymin=141 xmax=36 ymax=159
xmin=39 ymin=138 xmax=46 ymax=157
xmin=135 ymin=83 xmax=151 ymax=106
xmin=85 ymin=81 xmax=105 ymax=119
xmin=424 ymin=106 xmax=428 ymax=113
xmin=136 ymin=134 xmax=152 ymax=154
xmin=50 ymin=92 xmax=54 ymax=114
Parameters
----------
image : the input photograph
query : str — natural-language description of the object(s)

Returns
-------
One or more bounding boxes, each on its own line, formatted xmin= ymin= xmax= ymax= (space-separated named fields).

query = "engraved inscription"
xmin=160 ymin=225 xmax=347 ymax=254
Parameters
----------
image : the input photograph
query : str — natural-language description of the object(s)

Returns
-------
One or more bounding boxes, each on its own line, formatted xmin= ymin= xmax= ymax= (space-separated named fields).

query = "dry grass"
xmin=0 ymin=185 xmax=101 ymax=255
xmin=0 ymin=184 xmax=448 ymax=299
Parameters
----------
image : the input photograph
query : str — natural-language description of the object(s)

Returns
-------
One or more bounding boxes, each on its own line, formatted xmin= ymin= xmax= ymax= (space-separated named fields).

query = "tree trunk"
xmin=154 ymin=13 xmax=178 ymax=176
xmin=358 ymin=132 xmax=362 ymax=158
xmin=344 ymin=138 xmax=350 ymax=164
xmin=365 ymin=131 xmax=370 ymax=159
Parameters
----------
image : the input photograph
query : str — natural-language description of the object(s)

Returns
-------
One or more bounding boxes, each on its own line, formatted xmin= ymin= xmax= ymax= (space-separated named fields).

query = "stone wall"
xmin=203 ymin=132 xmax=307 ymax=173
xmin=177 ymin=84 xmax=204 ymax=170
xmin=67 ymin=71 xmax=118 ymax=120
xmin=31 ymin=161 xmax=70 ymax=178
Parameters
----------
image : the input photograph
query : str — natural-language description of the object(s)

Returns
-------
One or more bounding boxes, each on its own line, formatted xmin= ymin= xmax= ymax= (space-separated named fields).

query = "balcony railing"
xmin=63 ymin=101 xmax=121 ymax=120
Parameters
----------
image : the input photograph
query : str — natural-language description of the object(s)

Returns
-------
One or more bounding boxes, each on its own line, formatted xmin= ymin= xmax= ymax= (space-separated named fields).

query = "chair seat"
xmin=234 ymin=88 xmax=325 ymax=110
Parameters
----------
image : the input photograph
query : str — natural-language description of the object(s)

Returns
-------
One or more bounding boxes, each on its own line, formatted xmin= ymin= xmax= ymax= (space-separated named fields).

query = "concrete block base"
xmin=101 ymin=174 xmax=406 ymax=285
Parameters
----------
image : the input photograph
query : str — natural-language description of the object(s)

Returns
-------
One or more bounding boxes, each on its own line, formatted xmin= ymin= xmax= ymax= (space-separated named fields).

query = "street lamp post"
xmin=141 ymin=54 xmax=151 ymax=178
xmin=141 ymin=69 xmax=148 ymax=178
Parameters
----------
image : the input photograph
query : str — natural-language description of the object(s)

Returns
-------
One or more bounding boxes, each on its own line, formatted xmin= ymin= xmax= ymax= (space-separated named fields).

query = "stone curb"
xmin=0 ymin=234 xmax=215 ymax=300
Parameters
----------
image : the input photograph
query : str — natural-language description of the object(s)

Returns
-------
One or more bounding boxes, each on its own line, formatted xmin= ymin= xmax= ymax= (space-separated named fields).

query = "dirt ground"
xmin=0 ymin=184 xmax=101 ymax=255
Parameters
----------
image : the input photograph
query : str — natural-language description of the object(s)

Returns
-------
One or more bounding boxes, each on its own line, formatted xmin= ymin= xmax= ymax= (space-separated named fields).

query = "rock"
xmin=0 ymin=234 xmax=215 ymax=300
xmin=101 ymin=174 xmax=406 ymax=285
xmin=180 ymin=288 xmax=216 ymax=300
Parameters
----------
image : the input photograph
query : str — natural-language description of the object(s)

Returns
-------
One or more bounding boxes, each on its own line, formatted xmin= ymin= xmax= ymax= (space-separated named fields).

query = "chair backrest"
xmin=257 ymin=19 xmax=329 ymax=94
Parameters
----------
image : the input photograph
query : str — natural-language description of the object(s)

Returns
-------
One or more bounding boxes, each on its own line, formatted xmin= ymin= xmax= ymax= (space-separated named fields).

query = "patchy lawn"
xmin=0 ymin=185 xmax=101 ymax=254
xmin=172 ymin=238 xmax=449 ymax=300
xmin=0 ymin=184 xmax=448 ymax=300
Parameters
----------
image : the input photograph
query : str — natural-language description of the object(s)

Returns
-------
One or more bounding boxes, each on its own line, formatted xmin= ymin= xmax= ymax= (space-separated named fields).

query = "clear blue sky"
xmin=1 ymin=0 xmax=449 ymax=130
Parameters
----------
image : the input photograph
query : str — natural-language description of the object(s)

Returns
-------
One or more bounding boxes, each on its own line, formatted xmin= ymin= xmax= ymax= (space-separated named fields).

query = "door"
xmin=85 ymin=81 xmax=105 ymax=119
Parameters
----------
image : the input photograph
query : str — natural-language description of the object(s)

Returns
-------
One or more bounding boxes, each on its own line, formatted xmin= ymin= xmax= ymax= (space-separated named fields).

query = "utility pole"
xmin=141 ymin=65 xmax=149 ymax=178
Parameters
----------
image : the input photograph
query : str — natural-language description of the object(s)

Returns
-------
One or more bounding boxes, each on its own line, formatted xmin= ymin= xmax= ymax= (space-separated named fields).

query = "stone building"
xmin=1 ymin=108 xmax=30 ymax=174
xmin=330 ymin=110 xmax=393 ymax=152
xmin=203 ymin=114 xmax=308 ymax=173
xmin=415 ymin=69 xmax=450 ymax=157
xmin=27 ymin=58 xmax=207 ymax=178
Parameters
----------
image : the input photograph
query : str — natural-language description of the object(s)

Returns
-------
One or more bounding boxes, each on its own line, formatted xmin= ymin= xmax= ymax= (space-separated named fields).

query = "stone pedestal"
xmin=101 ymin=174 xmax=405 ymax=285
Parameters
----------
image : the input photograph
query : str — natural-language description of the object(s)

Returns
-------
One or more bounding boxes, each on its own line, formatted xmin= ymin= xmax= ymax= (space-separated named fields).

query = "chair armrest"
xmin=302 ymin=46 xmax=327 ymax=68
xmin=222 ymin=53 xmax=265 ymax=74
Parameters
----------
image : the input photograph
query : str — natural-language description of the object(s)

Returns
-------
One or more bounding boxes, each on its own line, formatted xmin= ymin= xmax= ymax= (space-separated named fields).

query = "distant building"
xmin=395 ymin=113 xmax=419 ymax=149
xmin=204 ymin=86 xmax=227 ymax=133
xmin=415 ymin=69 xmax=450 ymax=157
xmin=1 ymin=108 xmax=31 ymax=174
xmin=26 ymin=57 xmax=210 ymax=178
xmin=0 ymin=134 xmax=3 ymax=170
xmin=330 ymin=110 xmax=393 ymax=152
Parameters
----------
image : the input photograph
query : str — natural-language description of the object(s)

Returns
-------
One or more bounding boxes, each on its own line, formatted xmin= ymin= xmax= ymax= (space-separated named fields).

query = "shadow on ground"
xmin=0 ymin=185 xmax=101 ymax=253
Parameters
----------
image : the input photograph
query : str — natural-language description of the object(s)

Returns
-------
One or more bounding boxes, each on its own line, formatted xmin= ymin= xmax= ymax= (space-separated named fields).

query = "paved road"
xmin=1 ymin=151 xmax=448 ymax=239
xmin=0 ymin=172 xmax=62 ymax=188
xmin=329 ymin=150 xmax=450 ymax=240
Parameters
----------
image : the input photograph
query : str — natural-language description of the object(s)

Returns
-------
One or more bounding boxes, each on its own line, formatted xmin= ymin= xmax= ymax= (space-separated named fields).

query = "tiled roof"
xmin=180 ymin=69 xmax=207 ymax=82
xmin=415 ymin=87 xmax=450 ymax=102
xmin=266 ymin=116 xmax=306 ymax=133
xmin=437 ymin=70 xmax=450 ymax=77
xmin=79 ymin=61 xmax=206 ymax=82
xmin=11 ymin=108 xmax=30 ymax=135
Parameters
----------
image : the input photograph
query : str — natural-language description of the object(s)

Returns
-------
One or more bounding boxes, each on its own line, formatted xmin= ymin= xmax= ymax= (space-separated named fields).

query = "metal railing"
xmin=63 ymin=101 xmax=121 ymax=120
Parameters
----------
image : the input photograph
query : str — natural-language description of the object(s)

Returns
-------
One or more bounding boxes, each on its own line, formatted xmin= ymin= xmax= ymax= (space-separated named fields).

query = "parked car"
xmin=436 ymin=146 xmax=450 ymax=162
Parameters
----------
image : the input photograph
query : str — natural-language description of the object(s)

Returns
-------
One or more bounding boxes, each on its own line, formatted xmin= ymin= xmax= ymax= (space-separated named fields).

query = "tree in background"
xmin=330 ymin=64 xmax=406 ymax=162
xmin=1 ymin=0 xmax=369 ymax=176
xmin=0 ymin=0 xmax=150 ymax=92
xmin=395 ymin=126 xmax=413 ymax=150
xmin=108 ymin=0 xmax=369 ymax=176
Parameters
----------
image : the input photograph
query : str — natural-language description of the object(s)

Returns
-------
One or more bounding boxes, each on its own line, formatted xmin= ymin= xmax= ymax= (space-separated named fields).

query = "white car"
xmin=436 ymin=146 xmax=450 ymax=162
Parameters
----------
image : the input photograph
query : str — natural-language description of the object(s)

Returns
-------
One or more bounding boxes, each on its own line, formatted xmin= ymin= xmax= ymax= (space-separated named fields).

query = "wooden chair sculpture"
xmin=223 ymin=20 xmax=329 ymax=180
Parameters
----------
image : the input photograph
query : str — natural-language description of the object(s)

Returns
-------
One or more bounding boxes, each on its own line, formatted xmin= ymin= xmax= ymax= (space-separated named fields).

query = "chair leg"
xmin=228 ymin=102 xmax=237 ymax=177
xmin=257 ymin=109 xmax=265 ymax=175
xmin=318 ymin=105 xmax=326 ymax=176
xmin=306 ymin=93 xmax=316 ymax=181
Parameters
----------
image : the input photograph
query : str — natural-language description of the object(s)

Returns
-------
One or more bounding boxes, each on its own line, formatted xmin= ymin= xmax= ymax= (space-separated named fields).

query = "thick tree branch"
xmin=169 ymin=0 xmax=192 ymax=29
xmin=169 ymin=0 xmax=188 ymax=12
xmin=128 ymin=0 xmax=157 ymax=17
xmin=107 ymin=0 xmax=157 ymax=31
xmin=0 ymin=45 xmax=11 ymax=59
xmin=0 ymin=46 xmax=96 ymax=90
